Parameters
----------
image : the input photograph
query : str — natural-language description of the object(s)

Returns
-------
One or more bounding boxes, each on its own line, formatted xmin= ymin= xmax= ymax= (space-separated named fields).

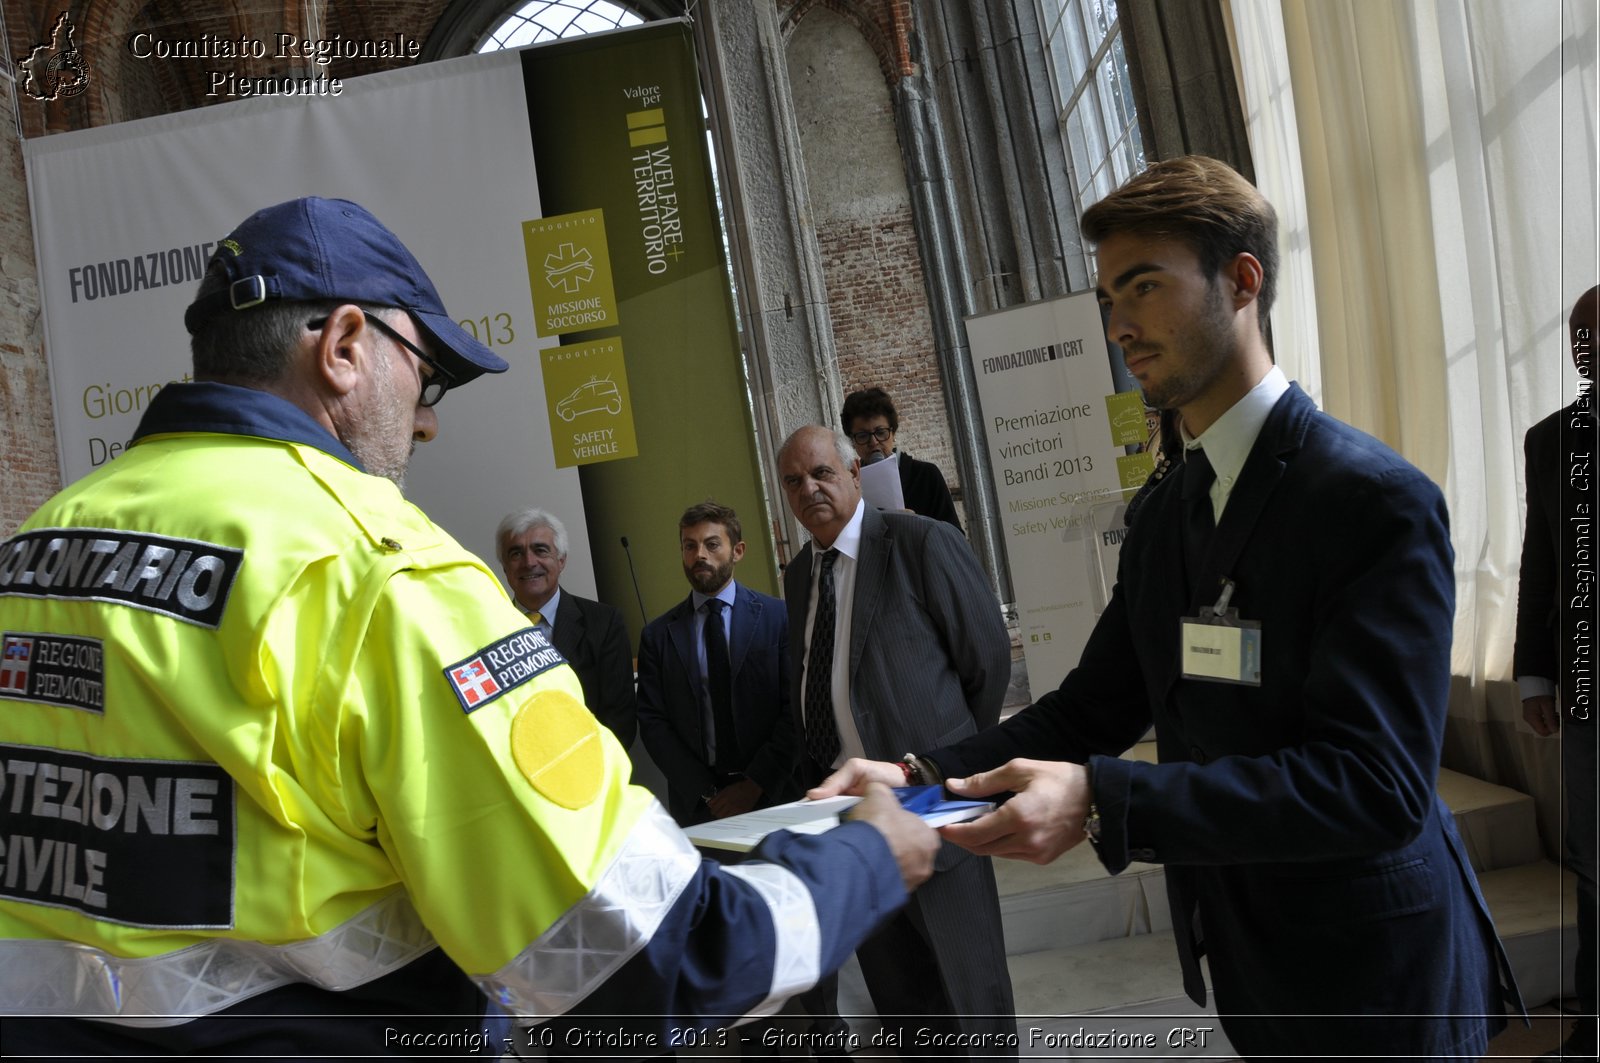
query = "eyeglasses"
xmin=850 ymin=426 xmax=893 ymax=445
xmin=308 ymin=311 xmax=454 ymax=407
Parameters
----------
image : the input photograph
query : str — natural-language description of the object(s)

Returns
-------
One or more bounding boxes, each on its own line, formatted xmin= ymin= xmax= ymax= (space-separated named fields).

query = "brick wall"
xmin=818 ymin=208 xmax=963 ymax=511
xmin=791 ymin=3 xmax=965 ymax=524
xmin=0 ymin=73 xmax=59 ymax=536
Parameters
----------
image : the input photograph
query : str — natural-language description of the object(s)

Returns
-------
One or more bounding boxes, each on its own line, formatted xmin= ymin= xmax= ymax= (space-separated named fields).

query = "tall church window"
xmin=1037 ymin=0 xmax=1145 ymax=277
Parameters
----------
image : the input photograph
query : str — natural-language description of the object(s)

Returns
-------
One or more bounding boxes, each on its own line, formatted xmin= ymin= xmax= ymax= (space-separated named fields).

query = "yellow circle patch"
xmin=509 ymin=689 xmax=604 ymax=809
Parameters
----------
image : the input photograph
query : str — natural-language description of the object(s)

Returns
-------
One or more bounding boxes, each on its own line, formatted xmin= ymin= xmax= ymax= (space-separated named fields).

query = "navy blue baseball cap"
xmin=184 ymin=197 xmax=508 ymax=388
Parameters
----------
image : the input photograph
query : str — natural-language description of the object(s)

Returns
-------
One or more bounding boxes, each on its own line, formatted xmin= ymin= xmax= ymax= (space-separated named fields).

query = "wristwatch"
xmin=1082 ymin=761 xmax=1101 ymax=844
xmin=898 ymin=754 xmax=942 ymax=786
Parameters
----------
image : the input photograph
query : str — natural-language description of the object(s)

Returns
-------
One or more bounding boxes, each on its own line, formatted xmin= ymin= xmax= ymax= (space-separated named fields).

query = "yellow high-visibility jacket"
xmin=0 ymin=382 xmax=903 ymax=1056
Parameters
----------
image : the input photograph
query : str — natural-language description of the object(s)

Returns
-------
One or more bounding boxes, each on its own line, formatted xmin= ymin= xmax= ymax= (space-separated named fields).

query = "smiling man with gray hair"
xmin=495 ymin=505 xmax=637 ymax=748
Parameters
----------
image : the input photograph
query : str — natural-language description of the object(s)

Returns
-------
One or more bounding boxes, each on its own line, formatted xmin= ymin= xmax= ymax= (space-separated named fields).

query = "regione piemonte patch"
xmin=443 ymin=626 xmax=566 ymax=713
xmin=1 ymin=632 xmax=106 ymax=714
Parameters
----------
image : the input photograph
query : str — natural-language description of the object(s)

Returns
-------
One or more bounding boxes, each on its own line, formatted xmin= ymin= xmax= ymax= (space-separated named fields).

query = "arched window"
xmin=470 ymin=0 xmax=741 ymax=316
xmin=476 ymin=1 xmax=645 ymax=51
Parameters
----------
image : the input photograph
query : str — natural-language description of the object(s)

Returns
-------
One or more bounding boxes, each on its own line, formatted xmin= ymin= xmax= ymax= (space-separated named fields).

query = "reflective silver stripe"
xmin=720 ymin=862 xmax=820 ymax=1020
xmin=0 ymin=890 xmax=434 ymax=1024
xmin=478 ymin=800 xmax=701 ymax=1017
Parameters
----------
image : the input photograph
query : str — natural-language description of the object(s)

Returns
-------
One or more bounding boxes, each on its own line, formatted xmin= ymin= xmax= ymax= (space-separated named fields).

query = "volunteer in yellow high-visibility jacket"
xmin=0 ymin=198 xmax=937 ymax=1057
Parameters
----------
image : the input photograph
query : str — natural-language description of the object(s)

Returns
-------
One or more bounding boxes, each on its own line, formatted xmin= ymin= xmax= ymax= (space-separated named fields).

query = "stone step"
xmin=1002 ymin=860 xmax=1576 ymax=1058
xmin=1006 ymin=931 xmax=1240 ymax=1059
xmin=996 ymin=846 xmax=1167 ymax=954
xmin=1436 ymin=767 xmax=1543 ymax=872
xmin=1477 ymin=859 xmax=1580 ymax=1007
xmin=1010 ymin=929 xmax=1191 ymax=1016
xmin=1006 ymin=861 xmax=1578 ymax=1003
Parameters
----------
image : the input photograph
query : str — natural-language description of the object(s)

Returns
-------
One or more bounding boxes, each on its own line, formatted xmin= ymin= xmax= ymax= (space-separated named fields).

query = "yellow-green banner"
xmin=520 ymin=22 xmax=776 ymax=641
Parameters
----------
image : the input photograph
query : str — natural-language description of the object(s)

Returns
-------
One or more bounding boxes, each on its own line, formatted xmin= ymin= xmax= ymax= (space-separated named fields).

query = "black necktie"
xmin=703 ymin=599 xmax=738 ymax=773
xmin=803 ymin=549 xmax=842 ymax=770
xmin=1182 ymin=446 xmax=1217 ymax=598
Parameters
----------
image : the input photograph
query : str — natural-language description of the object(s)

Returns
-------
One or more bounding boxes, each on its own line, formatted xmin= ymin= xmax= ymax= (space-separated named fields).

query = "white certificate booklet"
xmin=683 ymin=787 xmax=994 ymax=852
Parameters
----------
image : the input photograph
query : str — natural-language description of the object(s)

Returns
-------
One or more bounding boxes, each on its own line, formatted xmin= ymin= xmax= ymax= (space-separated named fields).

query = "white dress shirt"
xmin=1183 ymin=366 xmax=1290 ymax=522
xmin=801 ymin=498 xmax=869 ymax=768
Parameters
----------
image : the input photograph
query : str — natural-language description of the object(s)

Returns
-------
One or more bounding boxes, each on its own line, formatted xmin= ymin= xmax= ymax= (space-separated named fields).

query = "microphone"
xmin=619 ymin=536 xmax=648 ymax=625
xmin=862 ymin=450 xmax=887 ymax=466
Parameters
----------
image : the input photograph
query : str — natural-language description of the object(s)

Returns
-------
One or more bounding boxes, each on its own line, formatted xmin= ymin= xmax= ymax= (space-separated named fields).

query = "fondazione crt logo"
xmin=21 ymin=12 xmax=90 ymax=102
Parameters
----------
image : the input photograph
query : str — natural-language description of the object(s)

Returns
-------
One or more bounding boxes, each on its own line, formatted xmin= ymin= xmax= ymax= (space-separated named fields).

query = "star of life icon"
xmin=21 ymin=12 xmax=90 ymax=102
xmin=544 ymin=243 xmax=596 ymax=294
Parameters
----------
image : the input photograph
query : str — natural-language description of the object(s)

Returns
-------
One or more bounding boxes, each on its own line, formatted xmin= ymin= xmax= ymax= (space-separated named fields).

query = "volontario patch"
xmin=1 ymin=632 xmax=105 ymax=714
xmin=443 ymin=626 xmax=565 ymax=714
xmin=510 ymin=689 xmax=603 ymax=809
xmin=0 ymin=528 xmax=242 ymax=629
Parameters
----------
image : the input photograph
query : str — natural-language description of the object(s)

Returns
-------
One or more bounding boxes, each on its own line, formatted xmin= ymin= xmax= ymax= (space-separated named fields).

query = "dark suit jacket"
xmin=550 ymin=590 xmax=637 ymax=750
xmin=785 ymin=506 xmax=1014 ymax=1031
xmin=895 ymin=451 xmax=961 ymax=530
xmin=1515 ymin=402 xmax=1594 ymax=695
xmin=636 ymin=582 xmax=799 ymax=825
xmin=933 ymin=385 xmax=1518 ymax=1056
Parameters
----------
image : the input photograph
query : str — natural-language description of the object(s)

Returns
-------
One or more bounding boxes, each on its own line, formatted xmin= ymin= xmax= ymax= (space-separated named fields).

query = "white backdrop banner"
xmin=966 ymin=292 xmax=1145 ymax=692
xmin=21 ymin=51 xmax=591 ymax=591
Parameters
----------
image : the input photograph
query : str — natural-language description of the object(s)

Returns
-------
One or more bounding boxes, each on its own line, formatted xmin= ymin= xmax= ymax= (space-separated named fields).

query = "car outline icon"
xmin=1111 ymin=404 xmax=1147 ymax=431
xmin=556 ymin=376 xmax=622 ymax=422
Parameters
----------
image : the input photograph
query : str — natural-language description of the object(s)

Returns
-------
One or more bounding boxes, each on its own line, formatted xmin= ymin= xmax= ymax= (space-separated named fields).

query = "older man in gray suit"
xmin=779 ymin=424 xmax=1016 ymax=1055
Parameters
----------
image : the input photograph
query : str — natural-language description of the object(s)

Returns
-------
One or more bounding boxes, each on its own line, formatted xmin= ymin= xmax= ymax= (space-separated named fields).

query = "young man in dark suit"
xmin=816 ymin=156 xmax=1521 ymax=1059
xmin=496 ymin=507 xmax=637 ymax=749
xmin=637 ymin=500 xmax=798 ymax=826
xmin=1517 ymin=285 xmax=1597 ymax=1061
xmin=780 ymin=424 xmax=1016 ymax=1055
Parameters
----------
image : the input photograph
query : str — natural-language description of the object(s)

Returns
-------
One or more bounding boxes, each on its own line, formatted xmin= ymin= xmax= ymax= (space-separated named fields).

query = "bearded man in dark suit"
xmin=637 ymin=500 xmax=798 ymax=826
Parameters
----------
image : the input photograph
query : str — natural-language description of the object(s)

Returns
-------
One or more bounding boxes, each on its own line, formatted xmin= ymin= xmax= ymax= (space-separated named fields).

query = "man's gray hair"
xmin=778 ymin=425 xmax=858 ymax=472
xmin=188 ymin=265 xmax=404 ymax=386
xmin=496 ymin=507 xmax=569 ymax=560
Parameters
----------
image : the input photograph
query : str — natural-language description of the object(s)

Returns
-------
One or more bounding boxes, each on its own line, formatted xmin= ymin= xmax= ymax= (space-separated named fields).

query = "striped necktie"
xmin=802 ymin=549 xmax=842 ymax=770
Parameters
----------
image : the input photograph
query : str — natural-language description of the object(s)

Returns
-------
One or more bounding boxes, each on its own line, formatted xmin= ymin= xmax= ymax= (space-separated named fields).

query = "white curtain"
xmin=1222 ymin=0 xmax=1325 ymax=404
xmin=1230 ymin=0 xmax=1598 ymax=853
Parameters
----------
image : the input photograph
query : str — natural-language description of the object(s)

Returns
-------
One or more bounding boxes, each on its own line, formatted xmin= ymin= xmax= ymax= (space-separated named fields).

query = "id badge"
xmin=1180 ymin=579 xmax=1262 ymax=686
